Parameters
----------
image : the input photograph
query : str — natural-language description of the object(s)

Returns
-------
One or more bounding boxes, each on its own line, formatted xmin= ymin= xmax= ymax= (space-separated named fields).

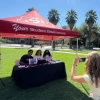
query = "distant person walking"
xmin=20 ymin=39 xmax=24 ymax=47
xmin=40 ymin=44 xmax=42 ymax=48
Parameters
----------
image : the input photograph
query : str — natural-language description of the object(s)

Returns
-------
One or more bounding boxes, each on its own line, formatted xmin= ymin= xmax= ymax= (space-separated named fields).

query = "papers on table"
xmin=49 ymin=60 xmax=61 ymax=64
xmin=29 ymin=58 xmax=37 ymax=65
xmin=18 ymin=65 xmax=29 ymax=68
xmin=18 ymin=60 xmax=61 ymax=68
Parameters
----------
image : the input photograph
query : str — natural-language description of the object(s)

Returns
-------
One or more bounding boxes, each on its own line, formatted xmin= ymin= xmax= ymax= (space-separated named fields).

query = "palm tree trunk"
xmin=88 ymin=30 xmax=91 ymax=49
xmin=69 ymin=28 xmax=73 ymax=49
xmin=62 ymin=39 xmax=64 ymax=45
xmin=31 ymin=39 xmax=35 ymax=47
xmin=52 ymin=41 xmax=55 ymax=51
xmin=69 ymin=39 xmax=72 ymax=49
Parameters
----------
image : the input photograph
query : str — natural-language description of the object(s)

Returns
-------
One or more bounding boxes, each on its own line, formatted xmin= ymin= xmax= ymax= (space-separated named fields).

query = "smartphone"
xmin=79 ymin=58 xmax=86 ymax=62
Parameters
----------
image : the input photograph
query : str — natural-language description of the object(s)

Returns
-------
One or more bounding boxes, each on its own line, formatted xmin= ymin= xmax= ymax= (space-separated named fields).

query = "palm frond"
xmin=85 ymin=10 xmax=98 ymax=25
xmin=65 ymin=9 xmax=78 ymax=27
xmin=48 ymin=9 xmax=60 ymax=25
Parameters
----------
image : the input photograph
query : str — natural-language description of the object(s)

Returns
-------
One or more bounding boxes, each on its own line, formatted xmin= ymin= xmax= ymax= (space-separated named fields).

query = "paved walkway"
xmin=1 ymin=43 xmax=87 ymax=55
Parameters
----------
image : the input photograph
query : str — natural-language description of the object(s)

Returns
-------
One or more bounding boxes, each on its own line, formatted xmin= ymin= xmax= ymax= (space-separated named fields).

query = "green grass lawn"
xmin=0 ymin=48 xmax=92 ymax=100
xmin=60 ymin=49 xmax=96 ymax=54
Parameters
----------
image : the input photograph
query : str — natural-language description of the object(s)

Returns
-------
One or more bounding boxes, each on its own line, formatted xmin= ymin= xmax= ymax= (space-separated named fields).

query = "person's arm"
xmin=71 ymin=56 xmax=86 ymax=83
xmin=19 ymin=55 xmax=25 ymax=65
xmin=20 ymin=61 xmax=25 ymax=65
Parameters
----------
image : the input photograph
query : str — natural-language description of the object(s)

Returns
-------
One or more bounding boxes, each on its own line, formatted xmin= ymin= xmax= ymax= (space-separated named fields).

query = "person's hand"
xmin=73 ymin=56 xmax=80 ymax=66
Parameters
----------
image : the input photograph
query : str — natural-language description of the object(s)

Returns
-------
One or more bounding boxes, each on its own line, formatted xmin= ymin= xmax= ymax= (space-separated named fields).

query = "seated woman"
xmin=33 ymin=50 xmax=43 ymax=61
xmin=71 ymin=51 xmax=100 ymax=100
xmin=43 ymin=50 xmax=52 ymax=61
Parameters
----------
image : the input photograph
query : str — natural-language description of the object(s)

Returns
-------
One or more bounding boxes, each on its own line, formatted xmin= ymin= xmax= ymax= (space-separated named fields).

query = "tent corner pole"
xmin=0 ymin=33 xmax=5 ymax=87
xmin=76 ymin=38 xmax=78 ymax=55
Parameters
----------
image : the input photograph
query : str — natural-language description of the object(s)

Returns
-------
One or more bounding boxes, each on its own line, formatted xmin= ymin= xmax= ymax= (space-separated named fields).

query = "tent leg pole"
xmin=0 ymin=33 xmax=5 ymax=87
xmin=76 ymin=38 xmax=89 ymax=95
xmin=76 ymin=38 xmax=78 ymax=55
xmin=0 ymin=78 xmax=5 ymax=86
xmin=52 ymin=37 xmax=54 ymax=56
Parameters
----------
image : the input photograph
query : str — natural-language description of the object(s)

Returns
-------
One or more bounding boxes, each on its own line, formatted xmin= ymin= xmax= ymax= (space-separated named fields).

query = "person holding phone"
xmin=71 ymin=51 xmax=100 ymax=100
xmin=79 ymin=58 xmax=86 ymax=62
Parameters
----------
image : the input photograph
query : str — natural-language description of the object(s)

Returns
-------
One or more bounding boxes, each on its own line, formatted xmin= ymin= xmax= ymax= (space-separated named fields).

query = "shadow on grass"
xmin=0 ymin=77 xmax=91 ymax=100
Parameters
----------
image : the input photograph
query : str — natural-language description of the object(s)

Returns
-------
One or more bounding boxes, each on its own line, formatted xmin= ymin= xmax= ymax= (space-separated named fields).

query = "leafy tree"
xmin=79 ymin=23 xmax=100 ymax=47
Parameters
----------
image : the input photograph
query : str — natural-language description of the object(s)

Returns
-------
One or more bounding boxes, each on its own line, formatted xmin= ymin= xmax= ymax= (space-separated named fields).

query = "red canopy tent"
xmin=1 ymin=33 xmax=32 ymax=39
xmin=1 ymin=33 xmax=73 ymax=41
xmin=0 ymin=10 xmax=78 ymax=40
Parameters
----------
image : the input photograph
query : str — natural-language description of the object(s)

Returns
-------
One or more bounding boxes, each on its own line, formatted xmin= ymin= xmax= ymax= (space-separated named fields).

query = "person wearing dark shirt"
xmin=20 ymin=49 xmax=33 ymax=65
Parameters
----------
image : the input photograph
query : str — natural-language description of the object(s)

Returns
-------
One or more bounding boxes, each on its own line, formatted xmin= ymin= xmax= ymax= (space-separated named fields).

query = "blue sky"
xmin=0 ymin=0 xmax=100 ymax=27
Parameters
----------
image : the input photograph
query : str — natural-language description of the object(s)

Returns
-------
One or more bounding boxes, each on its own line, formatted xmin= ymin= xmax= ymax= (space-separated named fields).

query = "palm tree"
xmin=48 ymin=9 xmax=60 ymax=50
xmin=48 ymin=9 xmax=60 ymax=25
xmin=85 ymin=10 xmax=98 ymax=48
xmin=26 ymin=7 xmax=34 ymax=12
xmin=65 ymin=9 xmax=78 ymax=49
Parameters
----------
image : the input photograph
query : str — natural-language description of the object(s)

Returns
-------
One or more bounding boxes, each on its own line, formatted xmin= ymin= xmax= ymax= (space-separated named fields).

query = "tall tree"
xmin=48 ymin=9 xmax=60 ymax=50
xmin=65 ymin=9 xmax=78 ymax=49
xmin=85 ymin=10 xmax=98 ymax=48
xmin=79 ymin=23 xmax=100 ymax=47
xmin=48 ymin=9 xmax=60 ymax=25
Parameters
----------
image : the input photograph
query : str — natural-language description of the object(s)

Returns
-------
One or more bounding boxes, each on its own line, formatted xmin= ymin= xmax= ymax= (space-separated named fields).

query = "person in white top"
xmin=33 ymin=50 xmax=43 ymax=60
xmin=71 ymin=51 xmax=100 ymax=100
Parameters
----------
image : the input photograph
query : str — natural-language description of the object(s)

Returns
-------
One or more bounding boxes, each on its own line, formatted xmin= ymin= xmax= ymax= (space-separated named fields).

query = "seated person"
xmin=33 ymin=50 xmax=43 ymax=61
xmin=43 ymin=50 xmax=52 ymax=61
xmin=20 ymin=49 xmax=33 ymax=65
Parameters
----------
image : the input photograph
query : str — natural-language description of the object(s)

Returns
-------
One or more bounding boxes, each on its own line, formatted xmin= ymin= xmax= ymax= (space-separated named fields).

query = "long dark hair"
xmin=35 ymin=50 xmax=42 ymax=56
xmin=85 ymin=51 xmax=100 ymax=87
xmin=43 ymin=50 xmax=51 ymax=57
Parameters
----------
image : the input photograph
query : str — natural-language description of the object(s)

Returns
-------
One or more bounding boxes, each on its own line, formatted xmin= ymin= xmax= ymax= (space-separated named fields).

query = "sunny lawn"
xmin=60 ymin=49 xmax=96 ymax=54
xmin=0 ymin=48 xmax=92 ymax=100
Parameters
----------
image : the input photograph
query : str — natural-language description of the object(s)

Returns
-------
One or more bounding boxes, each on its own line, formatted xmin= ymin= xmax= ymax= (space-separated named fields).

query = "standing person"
xmin=71 ymin=51 xmax=100 ymax=100
xmin=43 ymin=50 xmax=52 ymax=61
xmin=40 ymin=44 xmax=42 ymax=48
xmin=33 ymin=50 xmax=43 ymax=60
xmin=20 ymin=49 xmax=33 ymax=65
xmin=20 ymin=39 xmax=24 ymax=47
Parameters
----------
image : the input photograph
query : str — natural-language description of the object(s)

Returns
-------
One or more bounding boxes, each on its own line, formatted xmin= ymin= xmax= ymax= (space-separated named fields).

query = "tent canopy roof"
xmin=0 ymin=10 xmax=78 ymax=40
xmin=1 ymin=10 xmax=61 ymax=29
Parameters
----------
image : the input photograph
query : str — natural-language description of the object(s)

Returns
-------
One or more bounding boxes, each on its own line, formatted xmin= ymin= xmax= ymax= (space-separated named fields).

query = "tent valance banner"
xmin=1 ymin=33 xmax=74 ymax=40
xmin=0 ymin=10 xmax=78 ymax=38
